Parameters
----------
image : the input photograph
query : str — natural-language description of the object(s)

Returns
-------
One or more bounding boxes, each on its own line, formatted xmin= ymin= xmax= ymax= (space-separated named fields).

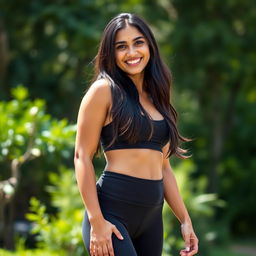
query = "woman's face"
xmin=115 ymin=25 xmax=150 ymax=79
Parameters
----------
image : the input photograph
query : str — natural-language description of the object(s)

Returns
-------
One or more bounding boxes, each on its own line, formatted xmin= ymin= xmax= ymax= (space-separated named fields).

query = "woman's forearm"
xmin=74 ymin=156 xmax=104 ymax=224
xmin=163 ymin=167 xmax=191 ymax=224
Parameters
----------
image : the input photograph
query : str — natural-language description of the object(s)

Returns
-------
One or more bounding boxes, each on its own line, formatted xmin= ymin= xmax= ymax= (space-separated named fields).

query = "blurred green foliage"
xmin=0 ymin=249 xmax=63 ymax=256
xmin=209 ymin=248 xmax=250 ymax=256
xmin=0 ymin=85 xmax=76 ymax=249
xmin=0 ymin=85 xmax=76 ymax=198
xmin=168 ymin=0 xmax=256 ymax=239
xmin=163 ymin=160 xmax=225 ymax=255
xmin=0 ymin=86 xmax=75 ymax=163
xmin=0 ymin=0 xmax=255 ymax=254
xmin=26 ymin=166 xmax=85 ymax=256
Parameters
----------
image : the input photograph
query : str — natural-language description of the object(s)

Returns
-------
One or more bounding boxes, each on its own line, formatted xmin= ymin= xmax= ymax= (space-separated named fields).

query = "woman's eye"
xmin=135 ymin=40 xmax=144 ymax=46
xmin=116 ymin=45 xmax=126 ymax=50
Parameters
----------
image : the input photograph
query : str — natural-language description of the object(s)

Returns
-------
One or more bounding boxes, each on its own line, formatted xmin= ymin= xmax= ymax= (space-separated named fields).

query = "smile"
xmin=125 ymin=57 xmax=142 ymax=66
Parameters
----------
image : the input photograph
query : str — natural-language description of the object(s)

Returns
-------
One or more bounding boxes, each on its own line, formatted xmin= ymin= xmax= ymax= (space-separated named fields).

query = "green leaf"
xmin=11 ymin=85 xmax=29 ymax=101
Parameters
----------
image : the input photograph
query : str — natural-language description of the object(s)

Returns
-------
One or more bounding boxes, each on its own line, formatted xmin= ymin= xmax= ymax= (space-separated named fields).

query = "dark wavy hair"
xmin=93 ymin=13 xmax=191 ymax=158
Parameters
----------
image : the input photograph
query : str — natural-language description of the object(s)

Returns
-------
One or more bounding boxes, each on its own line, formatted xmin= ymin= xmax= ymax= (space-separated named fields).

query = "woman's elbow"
xmin=74 ymin=149 xmax=93 ymax=169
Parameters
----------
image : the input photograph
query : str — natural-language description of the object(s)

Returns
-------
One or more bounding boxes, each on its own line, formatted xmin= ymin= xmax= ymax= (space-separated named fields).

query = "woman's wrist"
xmin=180 ymin=215 xmax=192 ymax=225
xmin=88 ymin=213 xmax=105 ymax=226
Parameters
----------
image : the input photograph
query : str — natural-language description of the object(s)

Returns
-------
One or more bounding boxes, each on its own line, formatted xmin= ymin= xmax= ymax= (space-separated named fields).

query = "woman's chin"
xmin=126 ymin=70 xmax=145 ymax=77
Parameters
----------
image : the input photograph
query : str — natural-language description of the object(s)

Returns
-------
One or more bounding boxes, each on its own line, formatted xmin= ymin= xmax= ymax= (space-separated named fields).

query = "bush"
xmin=0 ymin=85 xmax=76 ymax=249
xmin=0 ymin=249 xmax=64 ymax=256
xmin=163 ymin=159 xmax=225 ymax=255
xmin=26 ymin=166 xmax=86 ymax=256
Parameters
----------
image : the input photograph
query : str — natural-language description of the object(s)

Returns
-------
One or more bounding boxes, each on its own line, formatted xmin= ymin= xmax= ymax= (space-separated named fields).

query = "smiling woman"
xmin=114 ymin=29 xmax=150 ymax=80
xmin=74 ymin=13 xmax=198 ymax=256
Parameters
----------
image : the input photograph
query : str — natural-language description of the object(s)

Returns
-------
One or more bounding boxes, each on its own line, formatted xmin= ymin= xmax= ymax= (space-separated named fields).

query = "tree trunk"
xmin=207 ymin=81 xmax=241 ymax=193
xmin=3 ymin=199 xmax=15 ymax=249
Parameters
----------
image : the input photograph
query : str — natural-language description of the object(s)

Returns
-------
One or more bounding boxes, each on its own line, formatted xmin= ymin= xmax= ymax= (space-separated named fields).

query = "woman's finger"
xmin=112 ymin=225 xmax=124 ymax=240
xmin=107 ymin=239 xmax=115 ymax=256
xmin=180 ymin=242 xmax=198 ymax=255
xmin=180 ymin=249 xmax=187 ymax=256
xmin=102 ymin=243 xmax=109 ymax=256
xmin=90 ymin=241 xmax=96 ymax=256
xmin=183 ymin=233 xmax=191 ymax=253
xmin=189 ymin=248 xmax=198 ymax=255
xmin=97 ymin=245 xmax=103 ymax=256
xmin=189 ymin=236 xmax=199 ymax=255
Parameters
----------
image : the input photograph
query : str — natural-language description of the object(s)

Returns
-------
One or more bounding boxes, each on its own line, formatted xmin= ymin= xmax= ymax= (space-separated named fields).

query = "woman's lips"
xmin=125 ymin=57 xmax=142 ymax=66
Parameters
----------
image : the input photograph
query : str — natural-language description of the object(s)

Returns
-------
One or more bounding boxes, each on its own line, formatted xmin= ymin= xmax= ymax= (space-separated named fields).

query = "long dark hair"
xmin=93 ymin=13 xmax=190 ymax=158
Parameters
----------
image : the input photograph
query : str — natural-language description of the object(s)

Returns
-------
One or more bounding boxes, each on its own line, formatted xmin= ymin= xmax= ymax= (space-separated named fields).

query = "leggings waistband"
xmin=97 ymin=170 xmax=164 ymax=207
xmin=103 ymin=170 xmax=163 ymax=183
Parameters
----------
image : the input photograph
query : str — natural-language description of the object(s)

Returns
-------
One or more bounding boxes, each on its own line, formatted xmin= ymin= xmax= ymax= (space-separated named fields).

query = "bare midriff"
xmin=103 ymin=149 xmax=164 ymax=180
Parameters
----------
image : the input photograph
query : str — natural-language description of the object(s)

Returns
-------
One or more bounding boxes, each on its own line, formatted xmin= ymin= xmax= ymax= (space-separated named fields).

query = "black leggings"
xmin=82 ymin=170 xmax=164 ymax=256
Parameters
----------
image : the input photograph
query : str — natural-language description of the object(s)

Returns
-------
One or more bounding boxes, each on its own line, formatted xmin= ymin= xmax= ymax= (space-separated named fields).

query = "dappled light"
xmin=0 ymin=0 xmax=255 ymax=255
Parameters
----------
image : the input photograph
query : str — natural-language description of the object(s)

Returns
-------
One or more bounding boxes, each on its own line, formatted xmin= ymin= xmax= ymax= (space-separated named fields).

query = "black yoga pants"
xmin=82 ymin=170 xmax=164 ymax=256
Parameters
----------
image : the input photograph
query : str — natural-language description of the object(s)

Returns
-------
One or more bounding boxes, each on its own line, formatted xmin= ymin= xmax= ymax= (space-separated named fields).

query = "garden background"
xmin=0 ymin=0 xmax=255 ymax=255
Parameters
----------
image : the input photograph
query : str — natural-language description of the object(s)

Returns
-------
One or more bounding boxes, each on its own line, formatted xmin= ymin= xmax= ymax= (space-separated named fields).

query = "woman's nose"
xmin=126 ymin=46 xmax=137 ymax=56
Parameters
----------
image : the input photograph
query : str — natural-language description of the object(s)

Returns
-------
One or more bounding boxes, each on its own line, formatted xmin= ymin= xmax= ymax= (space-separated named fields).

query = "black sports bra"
xmin=100 ymin=115 xmax=169 ymax=153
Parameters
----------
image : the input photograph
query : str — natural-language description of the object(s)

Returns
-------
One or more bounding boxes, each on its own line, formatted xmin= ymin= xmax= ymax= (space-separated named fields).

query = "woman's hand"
xmin=180 ymin=221 xmax=199 ymax=256
xmin=90 ymin=218 xmax=124 ymax=256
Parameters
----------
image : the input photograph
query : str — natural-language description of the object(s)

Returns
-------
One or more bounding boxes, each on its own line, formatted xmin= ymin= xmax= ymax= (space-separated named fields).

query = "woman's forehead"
xmin=115 ymin=25 xmax=144 ymax=42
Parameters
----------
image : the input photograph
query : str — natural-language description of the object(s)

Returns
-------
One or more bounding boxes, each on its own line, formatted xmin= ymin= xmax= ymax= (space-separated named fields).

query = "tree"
xmin=0 ymin=86 xmax=75 ymax=249
xmin=165 ymin=0 xmax=256 ymax=193
xmin=161 ymin=0 xmax=256 ymax=238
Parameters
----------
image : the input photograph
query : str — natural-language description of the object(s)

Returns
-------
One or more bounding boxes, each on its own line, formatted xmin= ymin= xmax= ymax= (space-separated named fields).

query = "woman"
xmin=74 ymin=13 xmax=198 ymax=256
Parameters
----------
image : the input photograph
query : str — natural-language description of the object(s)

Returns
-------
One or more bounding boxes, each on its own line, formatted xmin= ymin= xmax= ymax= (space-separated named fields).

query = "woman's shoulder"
xmin=82 ymin=78 xmax=112 ymax=109
xmin=86 ymin=78 xmax=112 ymax=97
xmin=89 ymin=78 xmax=111 ymax=92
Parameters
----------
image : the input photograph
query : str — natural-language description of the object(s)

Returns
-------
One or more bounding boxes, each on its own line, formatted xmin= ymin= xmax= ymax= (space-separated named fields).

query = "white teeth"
xmin=126 ymin=58 xmax=141 ymax=64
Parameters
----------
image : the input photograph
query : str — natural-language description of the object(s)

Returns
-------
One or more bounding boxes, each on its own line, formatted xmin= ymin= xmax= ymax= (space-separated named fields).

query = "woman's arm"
xmin=74 ymin=79 xmax=123 ymax=256
xmin=74 ymin=79 xmax=109 ymax=222
xmin=162 ymin=143 xmax=198 ymax=256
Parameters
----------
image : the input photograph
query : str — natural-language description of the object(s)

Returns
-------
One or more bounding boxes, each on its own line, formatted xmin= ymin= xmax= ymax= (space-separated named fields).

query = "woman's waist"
xmin=103 ymin=167 xmax=163 ymax=180
xmin=104 ymin=149 xmax=163 ymax=180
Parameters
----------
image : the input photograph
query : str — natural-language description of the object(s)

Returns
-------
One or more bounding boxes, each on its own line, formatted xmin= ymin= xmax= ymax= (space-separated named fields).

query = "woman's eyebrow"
xmin=115 ymin=36 xmax=145 ymax=45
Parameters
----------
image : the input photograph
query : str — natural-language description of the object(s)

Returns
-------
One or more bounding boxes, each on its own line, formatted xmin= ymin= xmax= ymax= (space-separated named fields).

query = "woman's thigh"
xmin=82 ymin=210 xmax=137 ymax=256
xmin=132 ymin=211 xmax=164 ymax=256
